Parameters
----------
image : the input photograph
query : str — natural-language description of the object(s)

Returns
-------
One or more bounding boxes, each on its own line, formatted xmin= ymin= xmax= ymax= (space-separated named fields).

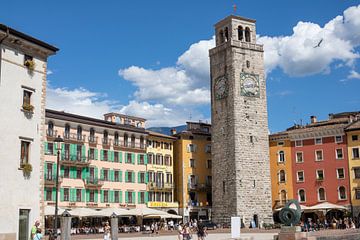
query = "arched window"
xmin=48 ymin=121 xmax=54 ymax=136
xmin=114 ymin=132 xmax=119 ymax=146
xmin=280 ymin=190 xmax=287 ymax=204
xmin=279 ymin=170 xmax=286 ymax=183
xmin=238 ymin=26 xmax=243 ymax=41
xmin=64 ymin=124 xmax=70 ymax=139
xmin=218 ymin=30 xmax=224 ymax=44
xmin=338 ymin=186 xmax=347 ymax=200
xmin=103 ymin=130 xmax=108 ymax=144
xmin=77 ymin=126 xmax=82 ymax=141
xmin=318 ymin=188 xmax=326 ymax=201
xmin=124 ymin=133 xmax=128 ymax=147
xmin=298 ymin=189 xmax=306 ymax=202
xmin=131 ymin=135 xmax=136 ymax=148
xmin=245 ymin=27 xmax=251 ymax=42
xmin=224 ymin=27 xmax=229 ymax=42
xmin=89 ymin=128 xmax=95 ymax=142
xmin=140 ymin=136 xmax=144 ymax=149
xmin=278 ymin=151 xmax=285 ymax=163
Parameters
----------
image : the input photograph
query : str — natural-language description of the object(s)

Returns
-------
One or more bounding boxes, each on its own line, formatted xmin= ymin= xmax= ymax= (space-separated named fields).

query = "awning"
xmin=45 ymin=207 xmax=131 ymax=217
xmin=275 ymin=204 xmax=309 ymax=212
xmin=305 ymin=202 xmax=348 ymax=211
xmin=127 ymin=207 xmax=182 ymax=218
xmin=44 ymin=206 xmax=65 ymax=216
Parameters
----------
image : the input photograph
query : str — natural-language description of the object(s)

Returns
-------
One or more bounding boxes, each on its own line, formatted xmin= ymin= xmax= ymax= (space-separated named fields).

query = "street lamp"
xmin=53 ymin=135 xmax=63 ymax=239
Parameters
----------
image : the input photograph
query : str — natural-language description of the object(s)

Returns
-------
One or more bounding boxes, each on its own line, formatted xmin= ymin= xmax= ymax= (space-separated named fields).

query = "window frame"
xmin=318 ymin=187 xmax=326 ymax=202
xmin=316 ymin=169 xmax=324 ymax=181
xmin=298 ymin=189 xmax=306 ymax=203
xmin=297 ymin=171 xmax=305 ymax=183
xmin=315 ymin=149 xmax=324 ymax=161
xmin=296 ymin=151 xmax=304 ymax=163
xmin=278 ymin=151 xmax=285 ymax=163
xmin=352 ymin=135 xmax=359 ymax=142
xmin=278 ymin=170 xmax=286 ymax=183
xmin=352 ymin=147 xmax=360 ymax=159
xmin=335 ymin=135 xmax=343 ymax=143
xmin=315 ymin=137 xmax=322 ymax=145
xmin=338 ymin=186 xmax=347 ymax=200
xmin=295 ymin=140 xmax=303 ymax=147
xmin=20 ymin=140 xmax=31 ymax=166
xmin=337 ymin=168 xmax=345 ymax=179
xmin=335 ymin=148 xmax=344 ymax=160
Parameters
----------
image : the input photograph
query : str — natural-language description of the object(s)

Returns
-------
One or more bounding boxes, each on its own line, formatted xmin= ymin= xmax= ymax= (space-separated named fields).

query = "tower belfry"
xmin=209 ymin=14 xmax=273 ymax=225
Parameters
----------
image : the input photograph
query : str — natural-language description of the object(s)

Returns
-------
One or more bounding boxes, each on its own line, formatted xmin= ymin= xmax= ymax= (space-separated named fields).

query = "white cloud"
xmin=258 ymin=4 xmax=360 ymax=76
xmin=47 ymin=69 xmax=53 ymax=75
xmin=348 ymin=70 xmax=360 ymax=79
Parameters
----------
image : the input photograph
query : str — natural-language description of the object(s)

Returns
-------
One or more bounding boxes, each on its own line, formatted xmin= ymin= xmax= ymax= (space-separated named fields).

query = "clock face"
xmin=240 ymin=73 xmax=260 ymax=97
xmin=214 ymin=75 xmax=228 ymax=100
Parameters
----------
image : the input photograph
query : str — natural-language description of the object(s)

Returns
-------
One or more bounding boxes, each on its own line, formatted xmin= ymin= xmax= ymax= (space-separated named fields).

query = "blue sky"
xmin=1 ymin=1 xmax=359 ymax=132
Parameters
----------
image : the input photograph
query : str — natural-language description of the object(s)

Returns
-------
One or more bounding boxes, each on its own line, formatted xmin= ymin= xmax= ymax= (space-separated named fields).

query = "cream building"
xmin=146 ymin=131 xmax=178 ymax=214
xmin=0 ymin=24 xmax=58 ymax=240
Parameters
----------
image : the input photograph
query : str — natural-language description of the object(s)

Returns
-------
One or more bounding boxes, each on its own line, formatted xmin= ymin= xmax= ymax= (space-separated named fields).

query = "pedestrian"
xmin=197 ymin=219 xmax=207 ymax=240
xmin=178 ymin=222 xmax=183 ymax=240
xmin=30 ymin=220 xmax=40 ymax=240
xmin=183 ymin=223 xmax=192 ymax=240
xmin=103 ymin=222 xmax=110 ymax=240
xmin=33 ymin=228 xmax=42 ymax=240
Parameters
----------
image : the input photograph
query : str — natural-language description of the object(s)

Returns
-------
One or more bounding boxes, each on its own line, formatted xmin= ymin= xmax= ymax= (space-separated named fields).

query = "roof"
xmin=214 ymin=15 xmax=256 ymax=28
xmin=0 ymin=24 xmax=59 ymax=52
xmin=146 ymin=130 xmax=176 ymax=140
xmin=46 ymin=109 xmax=147 ymax=134
xmin=345 ymin=120 xmax=360 ymax=132
xmin=103 ymin=112 xmax=146 ymax=121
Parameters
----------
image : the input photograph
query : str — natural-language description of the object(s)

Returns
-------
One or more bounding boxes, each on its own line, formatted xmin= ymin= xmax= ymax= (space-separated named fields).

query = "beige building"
xmin=0 ymin=24 xmax=58 ymax=240
xmin=146 ymin=131 xmax=178 ymax=213
xmin=44 ymin=110 xmax=149 ymax=220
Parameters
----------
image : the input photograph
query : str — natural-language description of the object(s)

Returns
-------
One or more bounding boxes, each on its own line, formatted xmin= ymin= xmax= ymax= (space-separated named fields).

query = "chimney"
xmin=170 ymin=128 xmax=177 ymax=135
xmin=310 ymin=116 xmax=317 ymax=124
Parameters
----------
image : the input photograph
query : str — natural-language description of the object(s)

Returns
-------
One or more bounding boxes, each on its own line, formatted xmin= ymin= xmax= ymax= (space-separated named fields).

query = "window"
xmin=114 ymin=191 xmax=120 ymax=203
xmin=354 ymin=168 xmax=360 ymax=179
xmin=104 ymin=190 xmax=109 ymax=203
xmin=245 ymin=27 xmax=251 ymax=42
xmin=89 ymin=128 xmax=95 ymax=142
xmin=103 ymin=169 xmax=109 ymax=181
xmin=356 ymin=189 xmax=360 ymax=200
xmin=295 ymin=140 xmax=303 ymax=147
xmin=148 ymin=153 xmax=154 ymax=164
xmin=76 ymin=145 xmax=82 ymax=161
xmin=127 ymin=191 xmax=134 ymax=203
xmin=47 ymin=122 xmax=54 ymax=136
xmin=278 ymin=151 xmax=285 ymax=163
xmin=139 ymin=154 xmax=144 ymax=165
xmin=22 ymin=90 xmax=32 ymax=107
xmin=89 ymin=148 xmax=95 ymax=160
xmin=335 ymin=135 xmax=343 ymax=143
xmin=156 ymin=155 xmax=162 ymax=165
xmin=64 ymin=188 xmax=70 ymax=201
xmin=297 ymin=171 xmax=304 ymax=182
xmin=64 ymin=124 xmax=70 ymax=139
xmin=18 ymin=209 xmax=30 ymax=240
xmin=47 ymin=142 xmax=54 ymax=155
xmin=20 ymin=141 xmax=30 ymax=166
xmin=205 ymin=144 xmax=211 ymax=153
xmin=103 ymin=150 xmax=108 ymax=161
xmin=131 ymin=135 xmax=135 ymax=148
xmin=114 ymin=132 xmax=119 ymax=146
xmin=46 ymin=188 xmax=52 ymax=201
xmin=279 ymin=170 xmax=286 ymax=183
xmin=238 ymin=26 xmax=243 ymax=41
xmin=139 ymin=192 xmax=145 ymax=204
xmin=89 ymin=190 xmax=95 ymax=202
xmin=337 ymin=168 xmax=345 ymax=179
xmin=187 ymin=144 xmax=196 ymax=152
xmin=190 ymin=159 xmax=195 ymax=168
xmin=139 ymin=172 xmax=145 ymax=183
xmin=63 ymin=166 xmax=70 ymax=178
xmin=114 ymin=170 xmax=120 ymax=182
xmin=298 ymin=189 xmax=306 ymax=202
xmin=318 ymin=188 xmax=326 ymax=201
xmin=76 ymin=168 xmax=81 ymax=179
xmin=77 ymin=126 xmax=82 ymax=141
xmin=124 ymin=134 xmax=128 ymax=147
xmin=103 ymin=131 xmax=108 ymax=144
xmin=166 ymin=173 xmax=173 ymax=184
xmin=316 ymin=170 xmax=324 ymax=181
xmin=353 ymin=148 xmax=360 ymax=159
xmin=315 ymin=138 xmax=322 ymax=145
xmin=207 ymin=160 xmax=212 ymax=169
xmin=140 ymin=136 xmax=144 ymax=149
xmin=76 ymin=189 xmax=82 ymax=202
xmin=296 ymin=152 xmax=304 ymax=163
xmin=126 ymin=171 xmax=133 ymax=183
xmin=336 ymin=149 xmax=343 ymax=159
xmin=280 ymin=190 xmax=287 ymax=204
xmin=126 ymin=153 xmax=132 ymax=163
xmin=315 ymin=150 xmax=323 ymax=161
xmin=338 ymin=186 xmax=346 ymax=200
xmin=352 ymin=135 xmax=359 ymax=141
xmin=277 ymin=141 xmax=284 ymax=146
xmin=114 ymin=152 xmax=119 ymax=162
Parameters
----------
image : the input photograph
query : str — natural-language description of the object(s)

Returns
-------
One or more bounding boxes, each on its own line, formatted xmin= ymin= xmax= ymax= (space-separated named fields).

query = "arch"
xmin=89 ymin=128 xmax=95 ymax=142
xmin=218 ymin=30 xmax=224 ymax=44
xmin=338 ymin=186 xmax=347 ymax=200
xmin=280 ymin=190 xmax=287 ymax=204
xmin=298 ymin=189 xmax=306 ymax=203
xmin=64 ymin=124 xmax=70 ymax=139
xmin=278 ymin=151 xmax=285 ymax=163
xmin=318 ymin=187 xmax=326 ymax=201
xmin=77 ymin=125 xmax=82 ymax=140
xmin=279 ymin=170 xmax=286 ymax=183
xmin=224 ymin=27 xmax=229 ymax=42
xmin=114 ymin=132 xmax=119 ymax=145
xmin=48 ymin=121 xmax=54 ymax=136
xmin=238 ymin=26 xmax=243 ymax=41
xmin=245 ymin=27 xmax=251 ymax=42
xmin=131 ymin=135 xmax=136 ymax=148
xmin=103 ymin=130 xmax=108 ymax=144
xmin=124 ymin=133 xmax=128 ymax=147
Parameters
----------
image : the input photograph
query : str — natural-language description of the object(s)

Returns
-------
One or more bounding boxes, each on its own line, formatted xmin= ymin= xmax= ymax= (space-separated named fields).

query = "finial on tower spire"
xmin=233 ymin=4 xmax=237 ymax=14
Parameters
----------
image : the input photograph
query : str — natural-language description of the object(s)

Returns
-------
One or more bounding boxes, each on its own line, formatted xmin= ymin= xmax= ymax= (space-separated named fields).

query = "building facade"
xmin=44 ymin=110 xmax=149 ymax=219
xmin=173 ymin=122 xmax=212 ymax=222
xmin=146 ymin=131 xmax=178 ymax=213
xmin=0 ymin=25 xmax=58 ymax=240
xmin=269 ymin=133 xmax=294 ymax=210
xmin=209 ymin=15 xmax=273 ymax=225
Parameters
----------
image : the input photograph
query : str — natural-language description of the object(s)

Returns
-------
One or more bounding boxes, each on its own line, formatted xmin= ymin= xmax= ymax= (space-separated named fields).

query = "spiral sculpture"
xmin=279 ymin=199 xmax=302 ymax=226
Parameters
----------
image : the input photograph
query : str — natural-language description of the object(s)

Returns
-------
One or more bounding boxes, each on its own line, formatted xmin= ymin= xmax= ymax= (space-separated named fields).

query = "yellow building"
xmin=173 ymin=122 xmax=212 ymax=222
xmin=345 ymin=120 xmax=360 ymax=217
xmin=146 ymin=131 xmax=179 ymax=214
xmin=269 ymin=132 xmax=294 ymax=210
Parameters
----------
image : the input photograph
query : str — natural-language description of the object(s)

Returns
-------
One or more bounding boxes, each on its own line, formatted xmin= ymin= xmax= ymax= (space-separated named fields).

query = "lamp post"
xmin=53 ymin=135 xmax=64 ymax=239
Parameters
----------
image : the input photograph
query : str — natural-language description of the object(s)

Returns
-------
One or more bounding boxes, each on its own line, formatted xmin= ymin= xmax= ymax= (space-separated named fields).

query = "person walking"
xmin=197 ymin=219 xmax=207 ymax=240
xmin=103 ymin=222 xmax=110 ymax=240
xmin=33 ymin=228 xmax=42 ymax=240
xmin=183 ymin=223 xmax=192 ymax=240
xmin=30 ymin=220 xmax=40 ymax=240
xmin=178 ymin=222 xmax=183 ymax=240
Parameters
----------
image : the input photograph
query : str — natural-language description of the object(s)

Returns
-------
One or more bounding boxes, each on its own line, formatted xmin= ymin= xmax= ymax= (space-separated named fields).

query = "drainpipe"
xmin=0 ymin=26 xmax=10 ymax=85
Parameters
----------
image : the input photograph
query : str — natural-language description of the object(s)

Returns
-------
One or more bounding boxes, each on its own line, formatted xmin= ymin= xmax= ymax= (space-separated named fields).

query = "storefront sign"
xmin=147 ymin=202 xmax=179 ymax=208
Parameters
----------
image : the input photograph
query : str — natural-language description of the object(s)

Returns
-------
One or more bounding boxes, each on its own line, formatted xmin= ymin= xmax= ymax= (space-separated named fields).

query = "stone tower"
xmin=209 ymin=15 xmax=273 ymax=225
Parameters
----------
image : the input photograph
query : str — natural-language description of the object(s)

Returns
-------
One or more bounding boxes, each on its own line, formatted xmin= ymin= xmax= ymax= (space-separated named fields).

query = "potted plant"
xmin=24 ymin=59 xmax=35 ymax=71
xmin=22 ymin=103 xmax=34 ymax=112
xmin=22 ymin=162 xmax=32 ymax=177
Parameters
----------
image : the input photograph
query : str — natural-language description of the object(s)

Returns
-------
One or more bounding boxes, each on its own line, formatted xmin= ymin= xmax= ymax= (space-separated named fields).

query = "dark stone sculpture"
xmin=279 ymin=199 xmax=301 ymax=226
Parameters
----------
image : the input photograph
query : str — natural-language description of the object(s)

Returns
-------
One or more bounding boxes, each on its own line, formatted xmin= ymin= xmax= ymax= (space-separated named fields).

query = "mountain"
xmin=147 ymin=125 xmax=187 ymax=136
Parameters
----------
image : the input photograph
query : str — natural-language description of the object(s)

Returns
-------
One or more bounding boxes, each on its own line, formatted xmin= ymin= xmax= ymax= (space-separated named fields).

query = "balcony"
xmin=44 ymin=173 xmax=62 ymax=186
xmin=61 ymin=153 xmax=89 ymax=166
xmin=83 ymin=177 xmax=104 ymax=188
xmin=187 ymin=183 xmax=212 ymax=192
xmin=147 ymin=182 xmax=173 ymax=191
xmin=63 ymin=133 xmax=86 ymax=143
xmin=88 ymin=136 xmax=98 ymax=146
xmin=46 ymin=130 xmax=58 ymax=139
xmin=116 ymin=140 xmax=145 ymax=150
xmin=102 ymin=138 xmax=112 ymax=148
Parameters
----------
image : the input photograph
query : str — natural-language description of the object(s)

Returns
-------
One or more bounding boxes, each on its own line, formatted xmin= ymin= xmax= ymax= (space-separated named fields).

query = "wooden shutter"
xmin=100 ymin=150 xmax=104 ymax=161
xmin=138 ymin=192 xmax=141 ymax=204
xmin=132 ymin=172 xmax=135 ymax=183
xmin=125 ymin=191 xmax=128 ymax=203
xmin=95 ymin=149 xmax=98 ymax=160
xmin=52 ymin=187 xmax=56 ymax=201
xmin=137 ymin=154 xmax=140 ymax=164
xmin=145 ymin=192 xmax=148 ymax=203
xmin=100 ymin=190 xmax=104 ymax=203
xmin=81 ymin=189 xmax=85 ymax=202
xmin=144 ymin=154 xmax=148 ymax=165
xmin=119 ymin=171 xmax=123 ymax=182
xmin=119 ymin=191 xmax=123 ymax=203
xmin=52 ymin=163 xmax=57 ymax=178
xmin=138 ymin=172 xmax=140 ymax=183
xmin=119 ymin=151 xmax=123 ymax=163
xmin=125 ymin=171 xmax=128 ymax=182
xmin=132 ymin=153 xmax=135 ymax=164
xmin=94 ymin=190 xmax=98 ymax=203
xmin=132 ymin=192 xmax=135 ymax=204
xmin=60 ymin=188 xmax=64 ymax=202
xmin=44 ymin=142 xmax=48 ymax=154
xmin=110 ymin=190 xmax=114 ymax=203
xmin=86 ymin=189 xmax=90 ymax=202
xmin=82 ymin=145 xmax=86 ymax=160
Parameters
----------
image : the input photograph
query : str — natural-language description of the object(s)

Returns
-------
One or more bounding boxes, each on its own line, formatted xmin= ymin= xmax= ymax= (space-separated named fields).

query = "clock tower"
xmin=209 ymin=15 xmax=273 ymax=225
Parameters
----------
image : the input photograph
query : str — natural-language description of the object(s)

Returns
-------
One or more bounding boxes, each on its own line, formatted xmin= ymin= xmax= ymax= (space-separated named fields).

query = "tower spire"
xmin=233 ymin=4 xmax=237 ymax=14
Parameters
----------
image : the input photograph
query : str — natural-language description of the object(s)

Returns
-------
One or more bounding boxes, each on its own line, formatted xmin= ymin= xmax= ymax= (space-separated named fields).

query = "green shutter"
xmin=125 ymin=153 xmax=128 ymax=163
xmin=125 ymin=191 xmax=128 ymax=203
xmin=138 ymin=192 xmax=141 ymax=204
xmin=70 ymin=189 xmax=75 ymax=202
xmin=52 ymin=187 xmax=56 ymax=201
xmin=137 ymin=154 xmax=140 ymax=164
xmin=110 ymin=151 xmax=114 ymax=162
xmin=132 ymin=153 xmax=135 ymax=164
xmin=110 ymin=190 xmax=114 ymax=203
xmin=60 ymin=166 xmax=65 ymax=177
xmin=132 ymin=172 xmax=135 ymax=183
xmin=61 ymin=143 xmax=65 ymax=155
xmin=81 ymin=167 xmax=88 ymax=180
xmin=119 ymin=170 xmax=123 ymax=182
xmin=132 ymin=192 xmax=135 ymax=204
xmin=145 ymin=172 xmax=148 ymax=183
xmin=70 ymin=144 xmax=76 ymax=160
xmin=119 ymin=152 xmax=123 ymax=163
xmin=60 ymin=188 xmax=64 ymax=201
xmin=95 ymin=149 xmax=98 ymax=160
xmin=100 ymin=190 xmax=104 ymax=203
xmin=125 ymin=171 xmax=128 ymax=182
xmin=82 ymin=189 xmax=85 ymax=202
xmin=44 ymin=188 xmax=47 ymax=201
xmin=52 ymin=163 xmax=57 ymax=178
xmin=44 ymin=163 xmax=48 ymax=178
xmin=100 ymin=150 xmax=104 ymax=161
xmin=95 ymin=167 xmax=98 ymax=179
xmin=82 ymin=145 xmax=86 ymax=160
xmin=86 ymin=189 xmax=90 ymax=202
xmin=144 ymin=154 xmax=148 ymax=165
xmin=70 ymin=167 xmax=77 ymax=179
xmin=145 ymin=192 xmax=148 ymax=203
xmin=94 ymin=190 xmax=98 ymax=203
xmin=100 ymin=169 xmax=104 ymax=180
xmin=110 ymin=170 xmax=114 ymax=182
xmin=119 ymin=191 xmax=123 ymax=203
xmin=44 ymin=142 xmax=48 ymax=154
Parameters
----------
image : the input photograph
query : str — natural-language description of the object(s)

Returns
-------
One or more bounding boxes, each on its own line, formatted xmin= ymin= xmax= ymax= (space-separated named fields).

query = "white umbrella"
xmin=306 ymin=202 xmax=347 ymax=211
xmin=44 ymin=206 xmax=65 ymax=216
xmin=68 ymin=208 xmax=99 ymax=217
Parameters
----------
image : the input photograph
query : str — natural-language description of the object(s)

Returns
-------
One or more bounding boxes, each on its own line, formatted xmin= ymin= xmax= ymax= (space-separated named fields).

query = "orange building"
xmin=269 ymin=132 xmax=294 ymax=210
